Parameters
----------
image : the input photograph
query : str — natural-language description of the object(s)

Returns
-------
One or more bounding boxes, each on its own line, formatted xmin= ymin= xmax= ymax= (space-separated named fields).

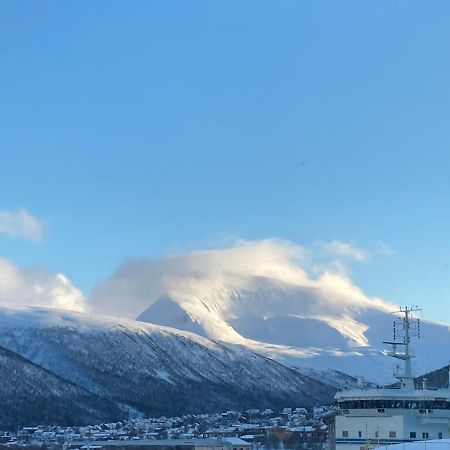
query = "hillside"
xmin=0 ymin=346 xmax=123 ymax=429
xmin=0 ymin=305 xmax=336 ymax=429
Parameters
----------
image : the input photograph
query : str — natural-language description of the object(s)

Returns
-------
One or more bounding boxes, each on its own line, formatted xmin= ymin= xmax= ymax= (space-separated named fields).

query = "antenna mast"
xmin=384 ymin=306 xmax=421 ymax=390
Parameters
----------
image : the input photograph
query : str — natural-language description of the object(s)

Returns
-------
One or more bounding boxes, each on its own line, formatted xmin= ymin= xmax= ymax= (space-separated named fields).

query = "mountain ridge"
xmin=136 ymin=279 xmax=450 ymax=383
xmin=0 ymin=304 xmax=336 ymax=429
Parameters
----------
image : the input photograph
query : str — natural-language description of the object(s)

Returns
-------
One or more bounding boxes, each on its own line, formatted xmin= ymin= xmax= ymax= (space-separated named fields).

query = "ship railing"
xmin=373 ymin=441 xmax=450 ymax=450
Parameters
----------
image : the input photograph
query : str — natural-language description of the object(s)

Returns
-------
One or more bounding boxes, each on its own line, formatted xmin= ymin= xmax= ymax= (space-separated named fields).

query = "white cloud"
xmin=375 ymin=242 xmax=395 ymax=257
xmin=0 ymin=209 xmax=44 ymax=242
xmin=317 ymin=240 xmax=369 ymax=261
xmin=88 ymin=239 xmax=306 ymax=318
xmin=89 ymin=238 xmax=395 ymax=319
xmin=0 ymin=258 xmax=85 ymax=312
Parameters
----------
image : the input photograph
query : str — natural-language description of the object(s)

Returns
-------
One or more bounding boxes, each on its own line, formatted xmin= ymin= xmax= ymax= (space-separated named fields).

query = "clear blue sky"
xmin=1 ymin=1 xmax=450 ymax=321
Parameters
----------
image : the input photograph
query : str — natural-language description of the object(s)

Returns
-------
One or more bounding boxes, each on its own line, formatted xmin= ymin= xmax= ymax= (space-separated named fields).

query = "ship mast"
xmin=384 ymin=306 xmax=421 ymax=390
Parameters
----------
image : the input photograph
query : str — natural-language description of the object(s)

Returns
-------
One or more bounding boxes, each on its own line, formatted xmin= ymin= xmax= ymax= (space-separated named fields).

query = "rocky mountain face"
xmin=0 ymin=305 xmax=336 ymax=430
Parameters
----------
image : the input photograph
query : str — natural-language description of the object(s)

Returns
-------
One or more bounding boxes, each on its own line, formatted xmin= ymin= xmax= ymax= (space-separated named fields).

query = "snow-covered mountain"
xmin=0 ymin=305 xmax=335 ymax=429
xmin=90 ymin=239 xmax=450 ymax=383
xmin=136 ymin=276 xmax=450 ymax=384
xmin=0 ymin=345 xmax=123 ymax=429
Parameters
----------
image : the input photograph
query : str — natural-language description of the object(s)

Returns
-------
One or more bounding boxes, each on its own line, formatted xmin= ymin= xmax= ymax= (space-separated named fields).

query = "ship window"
xmin=358 ymin=431 xmax=362 ymax=438
xmin=439 ymin=433 xmax=443 ymax=439
xmin=389 ymin=431 xmax=396 ymax=438
xmin=342 ymin=431 xmax=349 ymax=438
xmin=375 ymin=431 xmax=379 ymax=438
xmin=377 ymin=408 xmax=385 ymax=413
xmin=339 ymin=399 xmax=450 ymax=411
xmin=422 ymin=433 xmax=429 ymax=439
xmin=410 ymin=432 xmax=416 ymax=439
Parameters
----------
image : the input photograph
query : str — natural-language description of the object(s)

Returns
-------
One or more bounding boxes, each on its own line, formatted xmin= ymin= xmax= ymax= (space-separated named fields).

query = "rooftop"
xmin=66 ymin=439 xmax=251 ymax=448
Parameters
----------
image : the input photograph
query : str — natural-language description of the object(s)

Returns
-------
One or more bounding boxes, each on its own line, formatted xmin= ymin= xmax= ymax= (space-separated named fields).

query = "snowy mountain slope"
xmin=0 ymin=345 xmax=123 ymax=429
xmin=0 ymin=305 xmax=336 ymax=428
xmin=137 ymin=277 xmax=450 ymax=383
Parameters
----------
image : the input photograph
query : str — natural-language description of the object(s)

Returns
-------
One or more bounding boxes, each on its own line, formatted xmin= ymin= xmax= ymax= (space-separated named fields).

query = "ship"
xmin=334 ymin=306 xmax=450 ymax=450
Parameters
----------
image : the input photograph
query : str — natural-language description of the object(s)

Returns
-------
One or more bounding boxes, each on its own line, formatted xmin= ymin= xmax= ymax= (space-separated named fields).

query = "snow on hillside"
xmin=137 ymin=279 xmax=450 ymax=384
xmin=0 ymin=345 xmax=123 ymax=429
xmin=0 ymin=304 xmax=336 ymax=428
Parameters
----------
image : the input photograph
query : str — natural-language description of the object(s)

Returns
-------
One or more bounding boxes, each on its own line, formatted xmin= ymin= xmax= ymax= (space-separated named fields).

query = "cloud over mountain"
xmin=2 ymin=237 xmax=449 ymax=383
xmin=0 ymin=258 xmax=85 ymax=312
xmin=88 ymin=239 xmax=413 ymax=381
xmin=89 ymin=238 xmax=394 ymax=321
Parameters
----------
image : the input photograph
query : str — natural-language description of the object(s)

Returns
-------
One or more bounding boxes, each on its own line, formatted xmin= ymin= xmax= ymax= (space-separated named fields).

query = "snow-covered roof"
xmin=222 ymin=438 xmax=251 ymax=446
xmin=375 ymin=440 xmax=450 ymax=450
xmin=68 ymin=439 xmax=245 ymax=448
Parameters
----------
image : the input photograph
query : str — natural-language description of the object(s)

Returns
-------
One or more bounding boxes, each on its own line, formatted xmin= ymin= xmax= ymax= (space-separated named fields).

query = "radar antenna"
xmin=383 ymin=306 xmax=421 ymax=390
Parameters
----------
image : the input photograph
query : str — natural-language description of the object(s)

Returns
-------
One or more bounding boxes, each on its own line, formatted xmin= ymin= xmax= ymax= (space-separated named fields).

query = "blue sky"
xmin=1 ymin=1 xmax=450 ymax=322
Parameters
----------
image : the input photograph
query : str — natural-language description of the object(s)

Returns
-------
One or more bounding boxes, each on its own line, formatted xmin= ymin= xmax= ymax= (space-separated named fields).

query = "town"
xmin=0 ymin=405 xmax=337 ymax=450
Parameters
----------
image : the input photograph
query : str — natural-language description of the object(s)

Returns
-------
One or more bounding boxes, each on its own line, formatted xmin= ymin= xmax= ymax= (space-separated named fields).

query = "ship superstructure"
xmin=335 ymin=307 xmax=450 ymax=450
